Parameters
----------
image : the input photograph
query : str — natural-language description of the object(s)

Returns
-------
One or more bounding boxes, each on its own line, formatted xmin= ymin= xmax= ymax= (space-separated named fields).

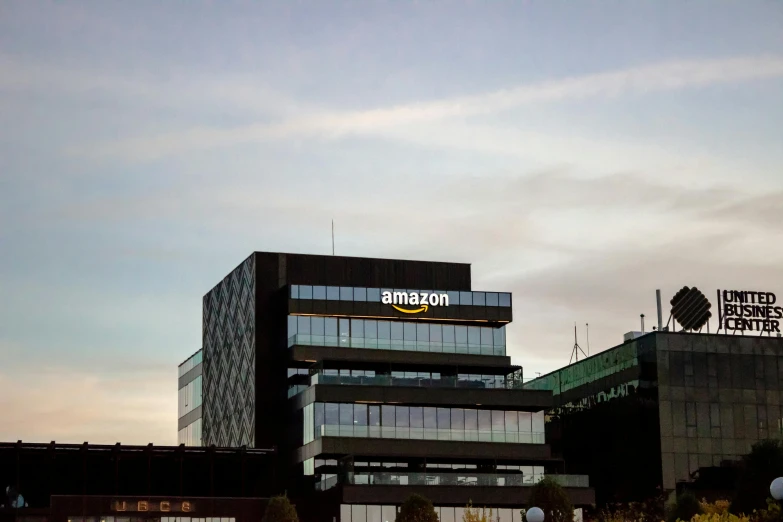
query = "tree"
xmin=396 ymin=494 xmax=439 ymax=522
xmin=731 ymin=439 xmax=783 ymax=515
xmin=666 ymin=491 xmax=702 ymax=522
xmin=262 ymin=495 xmax=299 ymax=522
xmin=527 ymin=477 xmax=575 ymax=522
xmin=463 ymin=502 xmax=494 ymax=522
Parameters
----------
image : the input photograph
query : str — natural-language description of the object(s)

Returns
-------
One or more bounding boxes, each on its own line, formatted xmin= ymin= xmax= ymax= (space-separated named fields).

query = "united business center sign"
xmin=670 ymin=286 xmax=781 ymax=335
xmin=717 ymin=289 xmax=782 ymax=334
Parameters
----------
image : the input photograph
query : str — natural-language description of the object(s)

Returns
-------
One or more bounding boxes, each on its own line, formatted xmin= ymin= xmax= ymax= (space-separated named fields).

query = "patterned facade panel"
xmin=203 ymin=255 xmax=256 ymax=448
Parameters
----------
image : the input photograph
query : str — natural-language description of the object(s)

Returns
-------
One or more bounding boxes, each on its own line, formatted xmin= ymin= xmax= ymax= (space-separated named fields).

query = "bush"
xmin=262 ymin=495 xmax=299 ymax=522
xmin=667 ymin=492 xmax=703 ymax=522
xmin=732 ymin=440 xmax=783 ymax=515
xmin=396 ymin=494 xmax=439 ymax=522
xmin=527 ymin=477 xmax=575 ymax=522
xmin=463 ymin=502 xmax=494 ymax=522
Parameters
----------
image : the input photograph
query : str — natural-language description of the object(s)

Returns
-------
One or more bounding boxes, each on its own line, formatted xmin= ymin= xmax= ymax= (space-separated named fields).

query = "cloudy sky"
xmin=1 ymin=0 xmax=782 ymax=445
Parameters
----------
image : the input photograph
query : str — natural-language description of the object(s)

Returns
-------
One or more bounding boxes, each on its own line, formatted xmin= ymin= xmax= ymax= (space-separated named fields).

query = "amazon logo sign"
xmin=382 ymin=291 xmax=449 ymax=314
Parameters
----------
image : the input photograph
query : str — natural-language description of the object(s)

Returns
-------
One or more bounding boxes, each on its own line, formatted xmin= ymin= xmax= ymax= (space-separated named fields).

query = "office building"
xmin=194 ymin=252 xmax=594 ymax=522
xmin=178 ymin=349 xmax=203 ymax=446
xmin=0 ymin=441 xmax=276 ymax=522
xmin=524 ymin=331 xmax=783 ymax=505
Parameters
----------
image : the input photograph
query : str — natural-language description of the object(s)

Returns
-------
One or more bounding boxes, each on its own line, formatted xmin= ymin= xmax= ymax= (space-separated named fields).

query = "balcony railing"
xmin=316 ymin=425 xmax=545 ymax=444
xmin=347 ymin=472 xmax=589 ymax=488
xmin=288 ymin=334 xmax=505 ymax=357
xmin=311 ymin=372 xmax=523 ymax=390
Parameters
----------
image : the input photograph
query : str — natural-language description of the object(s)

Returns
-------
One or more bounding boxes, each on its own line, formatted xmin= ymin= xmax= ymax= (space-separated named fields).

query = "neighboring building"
xmin=178 ymin=349 xmax=203 ymax=446
xmin=524 ymin=331 xmax=783 ymax=506
xmin=198 ymin=252 xmax=594 ymax=522
xmin=0 ymin=441 xmax=276 ymax=522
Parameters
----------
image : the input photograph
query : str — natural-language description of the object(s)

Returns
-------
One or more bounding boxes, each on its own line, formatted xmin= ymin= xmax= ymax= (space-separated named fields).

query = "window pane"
xmin=468 ymin=327 xmax=481 ymax=345
xmin=459 ymin=292 xmax=473 ymax=305
xmin=291 ymin=285 xmax=299 ymax=298
xmin=327 ymin=286 xmax=339 ymax=300
xmin=326 ymin=403 xmax=339 ymax=425
xmin=492 ymin=410 xmax=505 ymax=431
xmin=452 ymin=408 xmax=465 ymax=430
xmin=505 ymin=411 xmax=519 ymax=432
xmin=486 ymin=293 xmax=499 ymax=306
xmin=340 ymin=319 xmax=350 ymax=337
xmin=382 ymin=405 xmax=395 ymax=426
xmin=465 ymin=409 xmax=478 ymax=430
xmin=391 ymin=322 xmax=404 ymax=340
xmin=352 ymin=505 xmax=366 ymax=522
xmin=443 ymin=325 xmax=455 ymax=343
xmin=354 ymin=404 xmax=368 ymax=426
xmin=341 ymin=506 xmax=351 ymax=522
xmin=288 ymin=316 xmax=297 ymax=336
xmin=340 ymin=403 xmax=353 ymax=425
xmin=424 ymin=407 xmax=437 ymax=429
xmin=473 ymin=292 xmax=486 ymax=306
xmin=351 ymin=319 xmax=365 ymax=338
xmin=378 ymin=321 xmax=391 ymax=339
xmin=367 ymin=506 xmax=381 ymax=522
xmin=410 ymin=407 xmax=424 ymax=428
xmin=396 ymin=406 xmax=410 ymax=427
xmin=437 ymin=408 xmax=451 ymax=429
xmin=325 ymin=318 xmax=338 ymax=336
xmin=369 ymin=406 xmax=381 ymax=426
xmin=311 ymin=317 xmax=325 ymax=336
xmin=367 ymin=288 xmax=381 ymax=302
xmin=519 ymin=412 xmax=532 ymax=432
xmin=354 ymin=288 xmax=367 ymax=302
xmin=447 ymin=291 xmax=460 ymax=305
xmin=478 ymin=410 xmax=492 ymax=431
xmin=313 ymin=286 xmax=326 ymax=299
xmin=499 ymin=293 xmax=511 ymax=307
xmin=455 ymin=326 xmax=468 ymax=344
xmin=430 ymin=324 xmax=442 ymax=342
xmin=300 ymin=285 xmax=313 ymax=299
xmin=340 ymin=287 xmax=353 ymax=301
xmin=315 ymin=403 xmax=325 ymax=427
xmin=297 ymin=316 xmax=311 ymax=334
xmin=481 ymin=327 xmax=493 ymax=346
xmin=532 ymin=411 xmax=545 ymax=433
xmin=382 ymin=507 xmax=396 ymax=522
xmin=493 ymin=328 xmax=504 ymax=347
xmin=417 ymin=323 xmax=429 ymax=341
xmin=404 ymin=323 xmax=416 ymax=341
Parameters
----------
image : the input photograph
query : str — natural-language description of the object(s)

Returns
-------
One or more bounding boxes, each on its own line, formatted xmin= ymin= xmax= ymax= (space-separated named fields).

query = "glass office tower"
xmin=525 ymin=331 xmax=783 ymax=506
xmin=198 ymin=252 xmax=593 ymax=522
xmin=178 ymin=349 xmax=203 ymax=446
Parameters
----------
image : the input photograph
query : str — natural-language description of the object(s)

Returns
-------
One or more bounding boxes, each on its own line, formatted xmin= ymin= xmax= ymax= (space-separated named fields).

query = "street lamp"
xmin=526 ymin=507 xmax=545 ymax=522
xmin=771 ymin=477 xmax=783 ymax=501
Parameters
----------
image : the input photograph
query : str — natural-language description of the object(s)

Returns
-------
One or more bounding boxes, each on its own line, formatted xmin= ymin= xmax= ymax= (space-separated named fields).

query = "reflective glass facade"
xmin=288 ymin=316 xmax=506 ymax=356
xmin=303 ymin=402 xmax=545 ymax=445
xmin=291 ymin=285 xmax=512 ymax=308
xmin=178 ymin=349 xmax=203 ymax=446
xmin=309 ymin=370 xmax=519 ymax=389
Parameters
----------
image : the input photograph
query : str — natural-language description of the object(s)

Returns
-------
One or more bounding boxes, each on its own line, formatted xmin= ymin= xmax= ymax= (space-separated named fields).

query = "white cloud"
xmin=59 ymin=54 xmax=783 ymax=161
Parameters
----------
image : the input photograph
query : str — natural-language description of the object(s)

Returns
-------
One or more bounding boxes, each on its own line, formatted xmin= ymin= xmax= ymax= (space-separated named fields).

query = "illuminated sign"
xmin=381 ymin=291 xmax=449 ymax=314
xmin=111 ymin=500 xmax=194 ymax=512
xmin=718 ymin=290 xmax=782 ymax=334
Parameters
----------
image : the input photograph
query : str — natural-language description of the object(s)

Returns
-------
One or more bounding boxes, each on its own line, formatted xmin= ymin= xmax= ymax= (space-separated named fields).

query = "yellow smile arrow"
xmin=392 ymin=304 xmax=429 ymax=314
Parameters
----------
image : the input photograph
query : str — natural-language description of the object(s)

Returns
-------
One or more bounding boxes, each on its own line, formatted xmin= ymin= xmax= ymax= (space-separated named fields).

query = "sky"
xmin=1 ymin=0 xmax=782 ymax=445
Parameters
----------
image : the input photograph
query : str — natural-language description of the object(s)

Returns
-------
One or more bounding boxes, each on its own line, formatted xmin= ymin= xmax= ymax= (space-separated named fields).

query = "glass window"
xmin=455 ymin=326 xmax=468 ymax=345
xmin=417 ymin=323 xmax=429 ymax=342
xmin=478 ymin=410 xmax=492 ymax=432
xmin=367 ymin=505 xmax=381 ymax=522
xmin=410 ymin=407 xmax=424 ymax=428
xmin=404 ymin=323 xmax=416 ymax=341
xmin=351 ymin=319 xmax=365 ymax=338
xmin=452 ymin=408 xmax=465 ymax=430
xmin=492 ymin=410 xmax=505 ymax=431
xmin=354 ymin=404 xmax=367 ymax=426
xmin=339 ymin=319 xmax=350 ymax=337
xmin=459 ymin=291 xmax=473 ymax=305
xmin=481 ymin=327 xmax=493 ymax=346
xmin=468 ymin=327 xmax=481 ymax=345
xmin=447 ymin=291 xmax=460 ymax=305
xmin=499 ymin=293 xmax=511 ymax=307
xmin=364 ymin=320 xmax=377 ymax=339
xmin=493 ymin=328 xmax=505 ymax=348
xmin=396 ymin=406 xmax=410 ymax=427
xmin=315 ymin=403 xmax=325 ymax=427
xmin=473 ymin=292 xmax=486 ymax=306
xmin=382 ymin=405 xmax=395 ymax=426
xmin=532 ymin=411 xmax=545 ymax=433
xmin=288 ymin=316 xmax=297 ymax=336
xmin=424 ymin=407 xmax=437 ymax=429
xmin=340 ymin=287 xmax=353 ymax=301
xmin=291 ymin=285 xmax=299 ymax=299
xmin=341 ymin=505 xmax=351 ymax=522
xmin=366 ymin=288 xmax=381 ymax=302
xmin=378 ymin=321 xmax=390 ymax=339
xmin=391 ymin=322 xmax=404 ymax=340
xmin=352 ymin=505 xmax=366 ymax=522
xmin=326 ymin=403 xmax=339 ymax=425
xmin=382 ymin=506 xmax=396 ymax=522
xmin=437 ymin=408 xmax=451 ymax=429
xmin=430 ymin=324 xmax=442 ymax=343
xmin=327 ymin=286 xmax=339 ymax=300
xmin=313 ymin=286 xmax=326 ymax=300
xmin=340 ymin=403 xmax=353 ymax=426
xmin=325 ymin=318 xmax=338 ymax=336
xmin=354 ymin=288 xmax=367 ymax=301
xmin=311 ymin=317 xmax=325 ymax=336
xmin=300 ymin=285 xmax=313 ymax=299
xmin=369 ymin=405 xmax=381 ymax=426
xmin=486 ymin=293 xmax=499 ymax=306
xmin=505 ymin=411 xmax=519 ymax=432
xmin=297 ymin=316 xmax=311 ymax=334
xmin=443 ymin=325 xmax=455 ymax=343
xmin=465 ymin=409 xmax=478 ymax=431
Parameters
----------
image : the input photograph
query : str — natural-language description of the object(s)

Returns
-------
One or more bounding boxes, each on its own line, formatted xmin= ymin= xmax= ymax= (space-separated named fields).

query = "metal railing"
xmin=347 ymin=472 xmax=589 ymax=488
xmin=316 ymin=425 xmax=545 ymax=444
xmin=311 ymin=372 xmax=523 ymax=390
xmin=288 ymin=334 xmax=506 ymax=356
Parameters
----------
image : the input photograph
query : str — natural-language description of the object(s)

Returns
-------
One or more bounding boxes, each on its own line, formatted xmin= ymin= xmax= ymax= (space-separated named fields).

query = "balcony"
xmin=288 ymin=334 xmax=505 ymax=357
xmin=310 ymin=371 xmax=523 ymax=390
xmin=348 ymin=472 xmax=589 ymax=488
xmin=316 ymin=425 xmax=545 ymax=445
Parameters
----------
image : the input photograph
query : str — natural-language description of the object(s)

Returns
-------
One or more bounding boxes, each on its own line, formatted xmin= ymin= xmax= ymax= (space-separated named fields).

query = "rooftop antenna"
xmin=570 ymin=322 xmax=587 ymax=365
xmin=331 ymin=220 xmax=335 ymax=255
xmin=641 ymin=314 xmax=645 ymax=334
